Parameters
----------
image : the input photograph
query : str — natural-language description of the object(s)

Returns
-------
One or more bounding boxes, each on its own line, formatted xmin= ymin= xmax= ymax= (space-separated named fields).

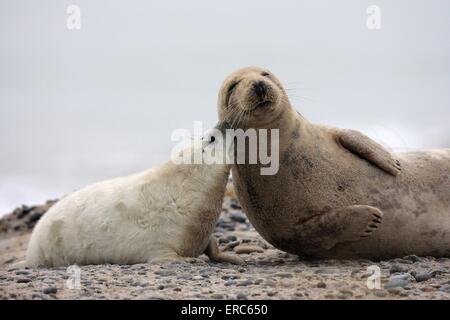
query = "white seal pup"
xmin=26 ymin=126 xmax=242 ymax=267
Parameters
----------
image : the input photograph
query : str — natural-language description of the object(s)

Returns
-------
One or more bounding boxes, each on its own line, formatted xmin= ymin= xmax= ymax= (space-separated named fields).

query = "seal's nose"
xmin=252 ymin=81 xmax=267 ymax=98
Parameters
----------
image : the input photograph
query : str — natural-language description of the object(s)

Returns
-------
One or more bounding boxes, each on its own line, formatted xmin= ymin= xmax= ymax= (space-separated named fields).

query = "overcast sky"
xmin=1 ymin=0 xmax=449 ymax=215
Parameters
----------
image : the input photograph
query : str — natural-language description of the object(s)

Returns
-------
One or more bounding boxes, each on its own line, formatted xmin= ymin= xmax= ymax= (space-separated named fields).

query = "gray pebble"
xmin=230 ymin=202 xmax=241 ymax=210
xmin=438 ymin=284 xmax=450 ymax=293
xmin=373 ymin=290 xmax=387 ymax=297
xmin=221 ymin=274 xmax=240 ymax=280
xmin=154 ymin=270 xmax=176 ymax=277
xmin=230 ymin=212 xmax=247 ymax=223
xmin=339 ymin=290 xmax=353 ymax=296
xmin=314 ymin=268 xmax=331 ymax=275
xmin=350 ymin=269 xmax=359 ymax=277
xmin=137 ymin=282 xmax=149 ymax=287
xmin=274 ymin=272 xmax=293 ymax=278
xmin=431 ymin=269 xmax=449 ymax=276
xmin=385 ymin=274 xmax=411 ymax=289
xmin=214 ymin=227 xmax=225 ymax=234
xmin=32 ymin=293 xmax=50 ymax=300
xmin=403 ymin=255 xmax=424 ymax=263
xmin=43 ymin=287 xmax=58 ymax=294
xmin=15 ymin=270 xmax=30 ymax=276
xmin=411 ymin=271 xmax=433 ymax=282
xmin=388 ymin=258 xmax=413 ymax=265
xmin=437 ymin=258 xmax=450 ymax=263
xmin=267 ymin=291 xmax=278 ymax=297
xmin=236 ymin=292 xmax=248 ymax=300
xmin=317 ymin=282 xmax=327 ymax=288
xmin=217 ymin=220 xmax=235 ymax=230
xmin=237 ymin=280 xmax=253 ymax=286
xmin=387 ymin=288 xmax=401 ymax=295
xmin=390 ymin=264 xmax=409 ymax=274
xmin=264 ymin=280 xmax=277 ymax=287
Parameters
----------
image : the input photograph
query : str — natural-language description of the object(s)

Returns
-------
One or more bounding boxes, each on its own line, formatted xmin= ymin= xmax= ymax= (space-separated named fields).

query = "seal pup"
xmin=26 ymin=126 xmax=243 ymax=267
xmin=217 ymin=66 xmax=450 ymax=259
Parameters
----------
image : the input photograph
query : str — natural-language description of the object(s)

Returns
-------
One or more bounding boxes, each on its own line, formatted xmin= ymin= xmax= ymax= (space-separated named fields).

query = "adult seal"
xmin=217 ymin=66 xmax=450 ymax=260
xmin=26 ymin=126 xmax=242 ymax=267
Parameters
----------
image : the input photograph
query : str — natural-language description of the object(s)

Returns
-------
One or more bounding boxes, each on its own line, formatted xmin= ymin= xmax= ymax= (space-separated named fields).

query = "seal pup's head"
xmin=218 ymin=66 xmax=290 ymax=128
xmin=165 ymin=123 xmax=232 ymax=217
xmin=169 ymin=122 xmax=231 ymax=187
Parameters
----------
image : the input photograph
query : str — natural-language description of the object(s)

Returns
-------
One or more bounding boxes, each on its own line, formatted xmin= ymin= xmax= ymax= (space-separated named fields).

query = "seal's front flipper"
xmin=297 ymin=205 xmax=383 ymax=253
xmin=205 ymin=237 xmax=244 ymax=265
xmin=336 ymin=129 xmax=401 ymax=176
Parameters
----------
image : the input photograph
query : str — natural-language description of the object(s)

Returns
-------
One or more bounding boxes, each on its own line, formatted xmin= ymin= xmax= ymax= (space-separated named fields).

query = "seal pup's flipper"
xmin=336 ymin=129 xmax=401 ymax=176
xmin=296 ymin=205 xmax=383 ymax=253
xmin=204 ymin=237 xmax=245 ymax=265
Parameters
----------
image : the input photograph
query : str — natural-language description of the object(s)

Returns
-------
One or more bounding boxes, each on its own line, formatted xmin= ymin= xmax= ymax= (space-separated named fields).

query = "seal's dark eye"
xmin=228 ymin=81 xmax=238 ymax=93
xmin=225 ymin=81 xmax=240 ymax=107
xmin=261 ymin=72 xmax=270 ymax=77
xmin=209 ymin=136 xmax=216 ymax=143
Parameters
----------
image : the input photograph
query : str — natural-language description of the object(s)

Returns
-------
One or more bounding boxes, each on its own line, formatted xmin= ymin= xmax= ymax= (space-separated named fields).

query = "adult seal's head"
xmin=218 ymin=66 xmax=293 ymax=129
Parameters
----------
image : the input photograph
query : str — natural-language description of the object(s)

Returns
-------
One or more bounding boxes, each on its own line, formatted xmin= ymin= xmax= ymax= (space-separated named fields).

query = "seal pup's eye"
xmin=209 ymin=136 xmax=216 ymax=143
xmin=261 ymin=72 xmax=271 ymax=77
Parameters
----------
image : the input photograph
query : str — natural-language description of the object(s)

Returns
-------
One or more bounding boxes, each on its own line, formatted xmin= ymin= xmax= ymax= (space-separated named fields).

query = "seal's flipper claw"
xmin=294 ymin=205 xmax=384 ymax=253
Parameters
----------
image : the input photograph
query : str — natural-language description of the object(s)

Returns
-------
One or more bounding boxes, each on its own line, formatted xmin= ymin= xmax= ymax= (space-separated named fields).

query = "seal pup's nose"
xmin=252 ymin=81 xmax=267 ymax=98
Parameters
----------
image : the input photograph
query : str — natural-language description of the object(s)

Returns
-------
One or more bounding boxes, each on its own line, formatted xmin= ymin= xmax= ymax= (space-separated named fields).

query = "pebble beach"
xmin=1 ymin=183 xmax=449 ymax=300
